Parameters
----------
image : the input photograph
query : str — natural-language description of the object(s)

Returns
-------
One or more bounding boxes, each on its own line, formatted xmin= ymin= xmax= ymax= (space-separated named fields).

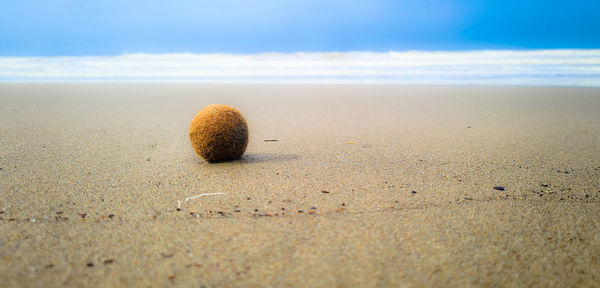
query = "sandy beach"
xmin=1 ymin=84 xmax=599 ymax=287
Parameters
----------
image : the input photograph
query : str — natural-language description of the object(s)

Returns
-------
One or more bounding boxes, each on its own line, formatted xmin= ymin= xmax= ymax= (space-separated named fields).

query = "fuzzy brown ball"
xmin=189 ymin=104 xmax=248 ymax=163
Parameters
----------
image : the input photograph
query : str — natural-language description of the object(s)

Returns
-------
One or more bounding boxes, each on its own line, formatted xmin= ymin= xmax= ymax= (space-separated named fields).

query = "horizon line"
xmin=2 ymin=48 xmax=600 ymax=58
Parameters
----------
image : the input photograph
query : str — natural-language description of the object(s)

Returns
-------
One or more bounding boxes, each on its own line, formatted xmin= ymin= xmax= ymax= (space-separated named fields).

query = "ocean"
xmin=1 ymin=49 xmax=599 ymax=86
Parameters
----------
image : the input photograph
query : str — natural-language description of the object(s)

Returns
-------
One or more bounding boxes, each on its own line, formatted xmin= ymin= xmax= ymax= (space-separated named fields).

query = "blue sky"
xmin=0 ymin=0 xmax=599 ymax=56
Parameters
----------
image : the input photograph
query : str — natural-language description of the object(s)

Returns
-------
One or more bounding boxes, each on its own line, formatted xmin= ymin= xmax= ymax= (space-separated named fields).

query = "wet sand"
xmin=1 ymin=84 xmax=599 ymax=287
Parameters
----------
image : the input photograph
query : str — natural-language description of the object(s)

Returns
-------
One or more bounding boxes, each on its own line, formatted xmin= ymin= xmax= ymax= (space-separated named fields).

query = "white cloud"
xmin=1 ymin=50 xmax=599 ymax=85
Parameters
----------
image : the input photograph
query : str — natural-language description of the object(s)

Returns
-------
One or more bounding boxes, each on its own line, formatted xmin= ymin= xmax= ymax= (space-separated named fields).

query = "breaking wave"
xmin=1 ymin=50 xmax=599 ymax=85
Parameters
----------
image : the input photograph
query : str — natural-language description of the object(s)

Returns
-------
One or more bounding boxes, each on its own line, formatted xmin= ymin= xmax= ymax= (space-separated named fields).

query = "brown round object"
xmin=189 ymin=104 xmax=248 ymax=163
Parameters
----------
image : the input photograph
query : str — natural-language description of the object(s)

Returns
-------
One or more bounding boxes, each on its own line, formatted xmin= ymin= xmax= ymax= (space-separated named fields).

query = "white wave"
xmin=1 ymin=50 xmax=599 ymax=85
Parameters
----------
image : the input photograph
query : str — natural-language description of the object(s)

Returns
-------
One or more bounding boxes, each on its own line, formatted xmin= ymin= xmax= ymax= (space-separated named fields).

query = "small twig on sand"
xmin=177 ymin=193 xmax=225 ymax=210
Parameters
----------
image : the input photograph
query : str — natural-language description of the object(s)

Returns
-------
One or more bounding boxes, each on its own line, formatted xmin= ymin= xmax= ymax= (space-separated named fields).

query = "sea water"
xmin=1 ymin=50 xmax=599 ymax=86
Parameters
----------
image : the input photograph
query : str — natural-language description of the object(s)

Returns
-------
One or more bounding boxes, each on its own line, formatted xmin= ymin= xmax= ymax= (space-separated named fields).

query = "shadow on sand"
xmin=191 ymin=153 xmax=299 ymax=165
xmin=238 ymin=153 xmax=299 ymax=164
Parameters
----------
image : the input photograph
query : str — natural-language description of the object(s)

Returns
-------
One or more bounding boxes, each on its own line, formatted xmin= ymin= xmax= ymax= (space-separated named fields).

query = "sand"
xmin=0 ymin=84 xmax=599 ymax=287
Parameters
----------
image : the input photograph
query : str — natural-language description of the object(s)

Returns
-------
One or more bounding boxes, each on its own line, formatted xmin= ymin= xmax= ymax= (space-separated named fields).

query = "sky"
xmin=1 ymin=0 xmax=599 ymax=56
